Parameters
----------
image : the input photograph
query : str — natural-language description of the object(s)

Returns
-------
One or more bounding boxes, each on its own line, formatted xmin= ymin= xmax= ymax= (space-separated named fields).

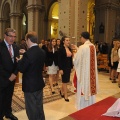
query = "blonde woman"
xmin=117 ymin=41 xmax=120 ymax=87
xmin=111 ymin=40 xmax=119 ymax=83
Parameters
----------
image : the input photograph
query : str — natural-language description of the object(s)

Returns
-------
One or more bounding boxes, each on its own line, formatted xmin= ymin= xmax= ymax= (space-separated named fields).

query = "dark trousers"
xmin=24 ymin=89 xmax=45 ymax=120
xmin=0 ymin=81 xmax=15 ymax=119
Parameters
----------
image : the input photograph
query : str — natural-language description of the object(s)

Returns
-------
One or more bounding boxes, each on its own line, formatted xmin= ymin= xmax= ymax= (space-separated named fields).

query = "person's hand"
xmin=111 ymin=63 xmax=113 ymax=66
xmin=16 ymin=57 xmax=21 ymax=62
xmin=59 ymin=70 xmax=63 ymax=75
xmin=73 ymin=44 xmax=78 ymax=50
xmin=43 ymin=66 xmax=46 ymax=71
xmin=46 ymin=67 xmax=48 ymax=71
xmin=9 ymin=73 xmax=16 ymax=81
xmin=71 ymin=44 xmax=78 ymax=51
xmin=19 ymin=49 xmax=26 ymax=54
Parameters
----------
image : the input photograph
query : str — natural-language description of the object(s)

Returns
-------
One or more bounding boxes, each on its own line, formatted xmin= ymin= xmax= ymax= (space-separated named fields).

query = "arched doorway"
xmin=48 ymin=2 xmax=59 ymax=39
xmin=22 ymin=13 xmax=27 ymax=38
xmin=21 ymin=0 xmax=28 ymax=40
xmin=0 ymin=2 xmax=10 ymax=39
xmin=3 ymin=3 xmax=10 ymax=28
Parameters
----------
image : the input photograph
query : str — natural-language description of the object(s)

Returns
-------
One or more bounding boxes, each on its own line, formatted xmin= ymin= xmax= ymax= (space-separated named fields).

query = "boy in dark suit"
xmin=0 ymin=28 xmax=19 ymax=120
xmin=16 ymin=31 xmax=46 ymax=120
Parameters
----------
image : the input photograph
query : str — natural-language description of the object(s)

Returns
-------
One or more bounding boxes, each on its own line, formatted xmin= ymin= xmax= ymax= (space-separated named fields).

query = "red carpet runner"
xmin=69 ymin=97 xmax=119 ymax=120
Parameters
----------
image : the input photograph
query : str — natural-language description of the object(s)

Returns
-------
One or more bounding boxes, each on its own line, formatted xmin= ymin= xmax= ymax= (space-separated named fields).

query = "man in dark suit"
xmin=16 ymin=31 xmax=46 ymax=120
xmin=0 ymin=28 xmax=19 ymax=120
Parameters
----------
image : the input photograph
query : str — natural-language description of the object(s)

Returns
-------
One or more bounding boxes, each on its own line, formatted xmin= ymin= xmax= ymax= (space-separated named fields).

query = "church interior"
xmin=1 ymin=0 xmax=120 ymax=120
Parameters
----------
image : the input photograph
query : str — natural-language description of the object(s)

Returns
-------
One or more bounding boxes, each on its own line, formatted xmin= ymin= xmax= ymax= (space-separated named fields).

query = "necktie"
xmin=8 ymin=44 xmax=12 ymax=57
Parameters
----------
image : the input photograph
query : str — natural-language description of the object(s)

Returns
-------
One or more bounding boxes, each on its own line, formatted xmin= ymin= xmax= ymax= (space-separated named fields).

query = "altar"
xmin=60 ymin=93 xmax=120 ymax=120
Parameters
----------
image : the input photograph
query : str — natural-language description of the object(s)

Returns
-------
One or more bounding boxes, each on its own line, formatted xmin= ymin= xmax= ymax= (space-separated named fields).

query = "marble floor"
xmin=4 ymin=71 xmax=120 ymax=120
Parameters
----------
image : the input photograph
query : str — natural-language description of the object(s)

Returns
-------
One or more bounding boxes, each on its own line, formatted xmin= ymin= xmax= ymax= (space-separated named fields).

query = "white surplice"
xmin=73 ymin=40 xmax=98 ymax=110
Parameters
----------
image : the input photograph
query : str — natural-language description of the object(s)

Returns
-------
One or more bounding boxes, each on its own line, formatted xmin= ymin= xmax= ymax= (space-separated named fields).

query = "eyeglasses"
xmin=6 ymin=34 xmax=16 ymax=38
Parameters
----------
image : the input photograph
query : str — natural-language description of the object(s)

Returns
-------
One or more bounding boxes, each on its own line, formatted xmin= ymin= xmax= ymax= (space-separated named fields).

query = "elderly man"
xmin=0 ymin=28 xmax=19 ymax=120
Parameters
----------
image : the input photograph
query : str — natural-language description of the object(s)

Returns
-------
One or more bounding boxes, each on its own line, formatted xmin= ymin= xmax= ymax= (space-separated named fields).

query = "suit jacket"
xmin=45 ymin=49 xmax=58 ymax=66
xmin=58 ymin=46 xmax=73 ymax=70
xmin=17 ymin=45 xmax=46 ymax=92
xmin=0 ymin=41 xmax=19 ymax=88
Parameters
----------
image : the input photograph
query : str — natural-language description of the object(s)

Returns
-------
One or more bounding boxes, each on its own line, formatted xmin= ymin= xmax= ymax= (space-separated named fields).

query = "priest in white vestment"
xmin=73 ymin=31 xmax=98 ymax=110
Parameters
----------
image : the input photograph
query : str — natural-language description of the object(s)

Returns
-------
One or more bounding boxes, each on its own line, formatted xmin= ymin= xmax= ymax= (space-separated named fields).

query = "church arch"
xmin=47 ymin=1 xmax=59 ymax=39
xmin=0 ymin=0 xmax=11 ymax=34
xmin=0 ymin=0 xmax=11 ymax=18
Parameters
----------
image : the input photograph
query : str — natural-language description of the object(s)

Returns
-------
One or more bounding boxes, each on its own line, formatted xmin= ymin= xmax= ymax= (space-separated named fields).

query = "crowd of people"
xmin=0 ymin=28 xmax=98 ymax=120
xmin=95 ymin=38 xmax=120 ymax=88
xmin=1 ymin=27 xmax=120 ymax=120
xmin=94 ymin=40 xmax=108 ymax=55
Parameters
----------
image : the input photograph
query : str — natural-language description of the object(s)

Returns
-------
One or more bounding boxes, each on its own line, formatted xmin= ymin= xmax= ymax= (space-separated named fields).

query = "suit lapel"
xmin=2 ymin=41 xmax=13 ymax=63
xmin=12 ymin=44 xmax=17 ymax=62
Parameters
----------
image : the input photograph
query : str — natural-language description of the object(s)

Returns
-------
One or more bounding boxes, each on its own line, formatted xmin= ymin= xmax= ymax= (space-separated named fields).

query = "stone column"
xmin=59 ymin=0 xmax=88 ymax=45
xmin=104 ymin=5 xmax=116 ymax=43
xmin=0 ymin=18 xmax=10 ymax=39
xmin=0 ymin=18 xmax=4 ymax=39
xmin=95 ymin=1 xmax=118 ymax=43
xmin=27 ymin=5 xmax=42 ymax=42
xmin=58 ymin=0 xmax=70 ymax=38
xmin=74 ymin=0 xmax=88 ymax=45
xmin=39 ymin=10 xmax=46 ymax=42
xmin=9 ymin=13 xmax=22 ymax=44
xmin=48 ymin=18 xmax=52 ymax=39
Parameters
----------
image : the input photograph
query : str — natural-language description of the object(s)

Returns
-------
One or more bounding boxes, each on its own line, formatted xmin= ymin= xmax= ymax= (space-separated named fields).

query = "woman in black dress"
xmin=58 ymin=36 xmax=73 ymax=102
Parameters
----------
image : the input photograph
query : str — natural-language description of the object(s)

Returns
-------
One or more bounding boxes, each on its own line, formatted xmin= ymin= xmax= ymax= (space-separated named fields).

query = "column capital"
xmin=95 ymin=3 xmax=119 ymax=11
xmin=58 ymin=0 xmax=61 ymax=3
xmin=0 ymin=18 xmax=3 ymax=22
xmin=0 ymin=18 xmax=9 ymax=22
xmin=27 ymin=5 xmax=43 ymax=12
xmin=9 ymin=13 xmax=23 ymax=17
xmin=27 ymin=5 xmax=42 ymax=10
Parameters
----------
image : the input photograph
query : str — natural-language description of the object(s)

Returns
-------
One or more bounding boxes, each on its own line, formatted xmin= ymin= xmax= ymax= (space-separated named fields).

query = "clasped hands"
xmin=9 ymin=49 xmax=26 ymax=82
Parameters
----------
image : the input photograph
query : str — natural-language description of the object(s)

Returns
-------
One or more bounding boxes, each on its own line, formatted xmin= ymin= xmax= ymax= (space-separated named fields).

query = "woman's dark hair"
xmin=60 ymin=36 xmax=69 ymax=46
xmin=48 ymin=38 xmax=57 ymax=52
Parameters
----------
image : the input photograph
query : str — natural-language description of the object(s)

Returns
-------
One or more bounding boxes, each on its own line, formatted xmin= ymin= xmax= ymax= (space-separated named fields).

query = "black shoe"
xmin=55 ymin=83 xmax=58 ymax=86
xmin=52 ymin=91 xmax=55 ymax=94
xmin=109 ymin=78 xmax=112 ymax=80
xmin=64 ymin=97 xmax=69 ymax=102
xmin=5 ymin=114 xmax=18 ymax=120
xmin=112 ymin=80 xmax=117 ymax=83
xmin=60 ymin=91 xmax=64 ymax=98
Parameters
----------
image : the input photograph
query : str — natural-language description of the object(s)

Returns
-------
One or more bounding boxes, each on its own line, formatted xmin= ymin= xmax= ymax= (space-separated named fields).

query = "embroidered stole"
xmin=89 ymin=45 xmax=97 ymax=95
